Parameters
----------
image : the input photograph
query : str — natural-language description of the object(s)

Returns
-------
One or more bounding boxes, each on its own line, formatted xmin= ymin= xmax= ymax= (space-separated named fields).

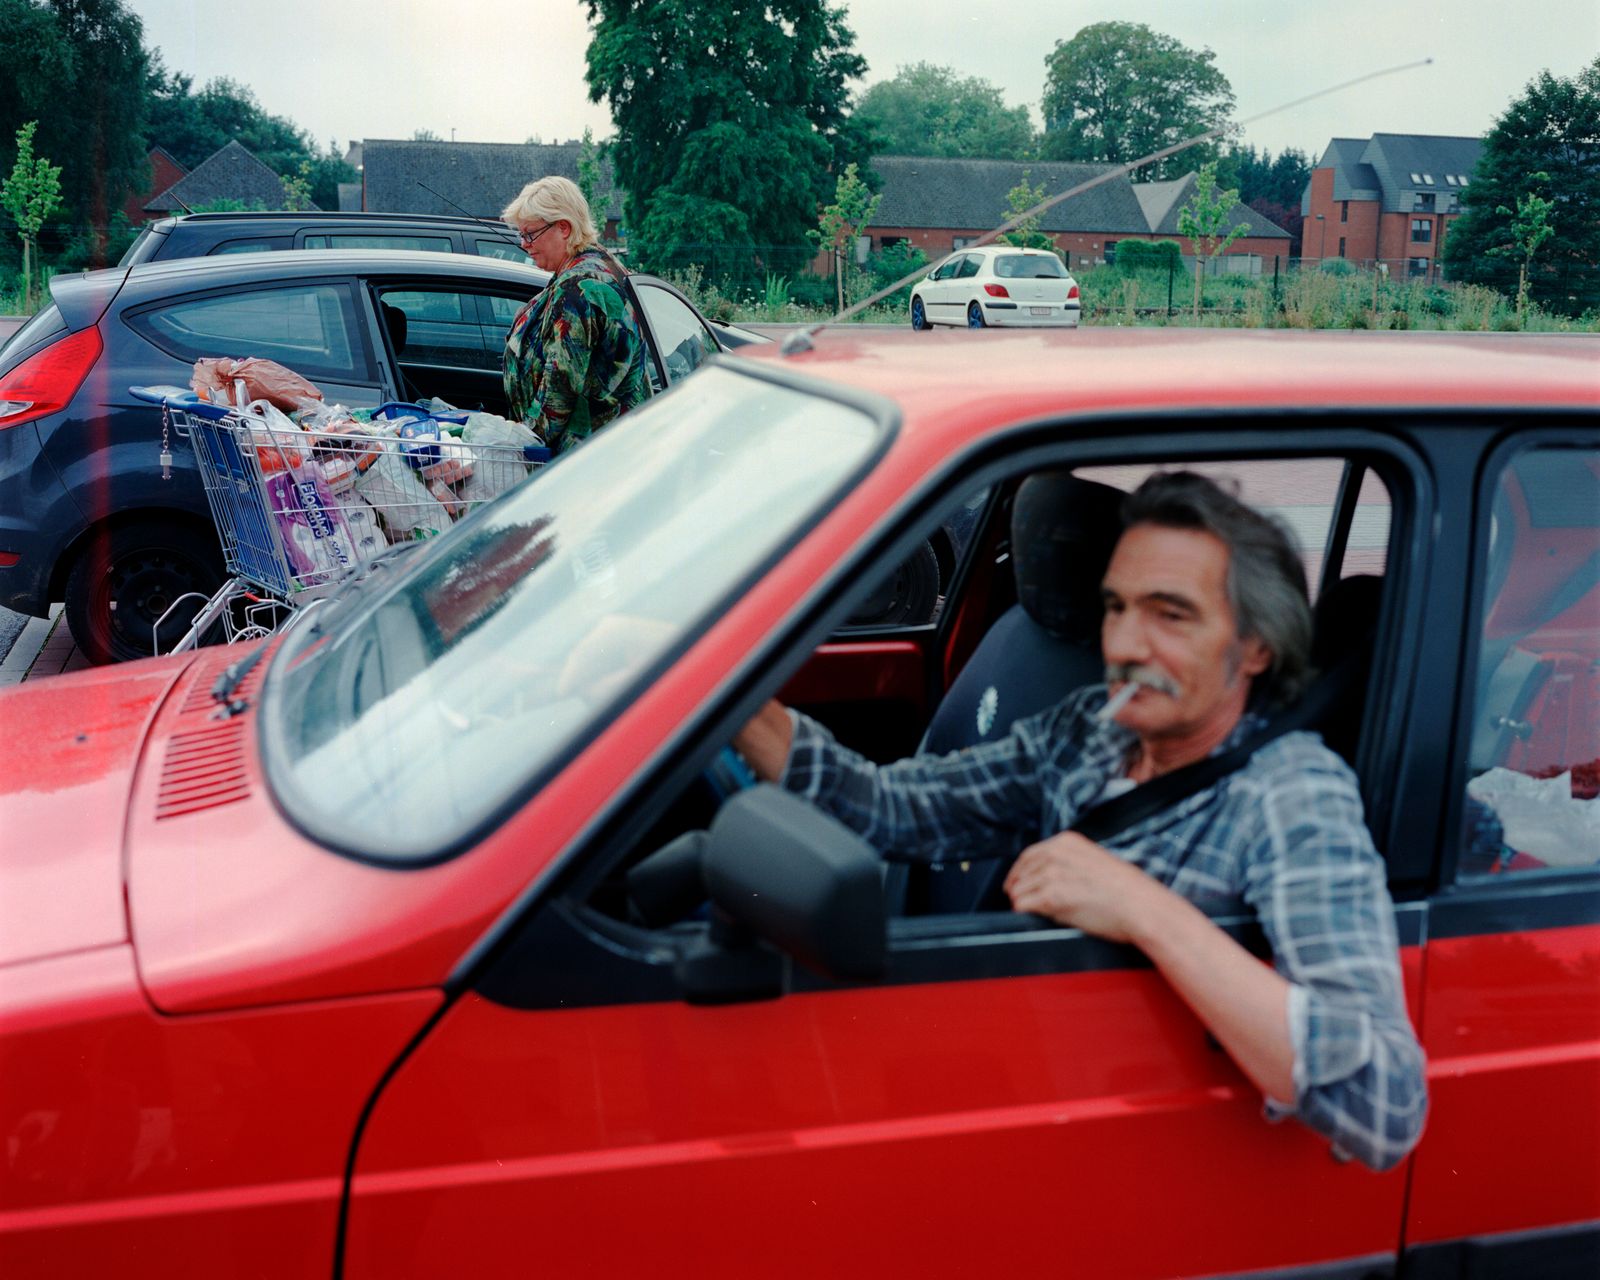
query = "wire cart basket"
xmin=131 ymin=387 xmax=550 ymax=654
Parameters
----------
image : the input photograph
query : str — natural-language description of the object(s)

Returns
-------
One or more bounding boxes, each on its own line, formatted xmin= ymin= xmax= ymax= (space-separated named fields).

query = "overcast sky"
xmin=130 ymin=0 xmax=1597 ymax=161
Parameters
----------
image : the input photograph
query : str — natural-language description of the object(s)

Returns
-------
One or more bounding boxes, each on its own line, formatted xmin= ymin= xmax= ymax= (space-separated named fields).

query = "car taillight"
xmin=0 ymin=327 xmax=102 ymax=431
xmin=1067 ymin=283 xmax=1080 ymax=300
xmin=984 ymin=284 xmax=1010 ymax=298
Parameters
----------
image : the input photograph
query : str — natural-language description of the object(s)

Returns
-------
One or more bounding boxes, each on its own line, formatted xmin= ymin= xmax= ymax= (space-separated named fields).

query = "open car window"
xmin=582 ymin=448 xmax=1400 ymax=932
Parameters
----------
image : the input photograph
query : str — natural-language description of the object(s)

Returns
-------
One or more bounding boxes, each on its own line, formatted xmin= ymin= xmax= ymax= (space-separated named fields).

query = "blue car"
xmin=0 ymin=250 xmax=745 ymax=662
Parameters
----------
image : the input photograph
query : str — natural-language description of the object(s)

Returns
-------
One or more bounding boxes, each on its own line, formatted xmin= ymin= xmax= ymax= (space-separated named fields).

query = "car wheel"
xmin=966 ymin=301 xmax=986 ymax=329
xmin=910 ymin=296 xmax=931 ymax=331
xmin=844 ymin=540 xmax=942 ymax=628
xmin=65 ymin=519 xmax=225 ymax=664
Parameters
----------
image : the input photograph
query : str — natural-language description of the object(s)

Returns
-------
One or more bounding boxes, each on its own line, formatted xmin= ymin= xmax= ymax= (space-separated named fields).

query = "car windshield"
xmin=262 ymin=364 xmax=884 ymax=861
xmin=993 ymin=254 xmax=1067 ymax=279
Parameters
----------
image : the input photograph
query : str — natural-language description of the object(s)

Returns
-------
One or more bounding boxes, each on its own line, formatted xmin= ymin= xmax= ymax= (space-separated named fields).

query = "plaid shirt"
xmin=780 ymin=685 xmax=1428 ymax=1171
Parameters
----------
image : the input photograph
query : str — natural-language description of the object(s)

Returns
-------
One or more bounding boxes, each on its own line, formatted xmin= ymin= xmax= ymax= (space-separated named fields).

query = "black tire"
xmin=844 ymin=540 xmax=942 ymax=628
xmin=966 ymin=300 xmax=987 ymax=329
xmin=910 ymin=295 xmax=931 ymax=331
xmin=64 ymin=519 xmax=225 ymax=664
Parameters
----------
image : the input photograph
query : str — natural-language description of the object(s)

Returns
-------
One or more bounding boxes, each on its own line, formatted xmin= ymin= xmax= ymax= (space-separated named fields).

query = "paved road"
xmin=1 ymin=315 xmax=23 ymax=345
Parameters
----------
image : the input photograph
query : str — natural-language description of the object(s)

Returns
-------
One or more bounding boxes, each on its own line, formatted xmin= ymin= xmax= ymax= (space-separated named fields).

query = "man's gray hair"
xmin=1122 ymin=471 xmax=1313 ymax=707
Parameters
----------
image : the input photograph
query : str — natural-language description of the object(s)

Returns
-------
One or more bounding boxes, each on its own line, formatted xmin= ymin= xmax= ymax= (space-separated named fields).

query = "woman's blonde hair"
xmin=501 ymin=175 xmax=599 ymax=253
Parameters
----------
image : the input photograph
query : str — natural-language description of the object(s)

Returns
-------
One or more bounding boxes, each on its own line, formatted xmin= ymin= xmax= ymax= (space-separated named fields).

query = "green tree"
xmin=1176 ymin=160 xmax=1249 ymax=317
xmin=1489 ymin=175 xmax=1556 ymax=321
xmin=1442 ymin=58 xmax=1600 ymax=316
xmin=856 ymin=63 xmax=1034 ymax=159
xmin=1041 ymin=22 xmax=1234 ymax=179
xmin=2 ymin=120 xmax=62 ymax=308
xmin=576 ymin=127 xmax=604 ymax=224
xmin=0 ymin=1 xmax=74 ymax=174
xmin=47 ymin=0 xmax=148 ymax=251
xmin=585 ymin=0 xmax=871 ymax=270
xmin=0 ymin=1 xmax=148 ymax=257
xmin=998 ymin=169 xmax=1053 ymax=250
xmin=809 ymin=160 xmax=879 ymax=309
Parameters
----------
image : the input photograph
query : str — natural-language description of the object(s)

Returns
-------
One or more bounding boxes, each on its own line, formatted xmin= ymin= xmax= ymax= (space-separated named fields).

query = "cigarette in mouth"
xmin=1097 ymin=681 xmax=1141 ymax=722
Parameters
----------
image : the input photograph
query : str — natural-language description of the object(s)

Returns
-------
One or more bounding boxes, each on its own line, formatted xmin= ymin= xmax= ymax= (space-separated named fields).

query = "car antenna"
xmin=415 ymin=181 xmax=525 ymax=253
xmin=780 ymin=56 xmax=1434 ymax=356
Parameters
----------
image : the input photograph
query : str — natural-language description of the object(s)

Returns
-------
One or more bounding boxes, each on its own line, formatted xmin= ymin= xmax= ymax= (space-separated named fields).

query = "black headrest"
xmin=381 ymin=302 xmax=408 ymax=354
xmin=1011 ymin=472 xmax=1126 ymax=644
xmin=1311 ymin=573 xmax=1383 ymax=670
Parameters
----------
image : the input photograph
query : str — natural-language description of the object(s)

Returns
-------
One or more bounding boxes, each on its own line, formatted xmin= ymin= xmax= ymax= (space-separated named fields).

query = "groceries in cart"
xmin=129 ymin=360 xmax=553 ymax=655
xmin=186 ymin=357 xmax=551 ymax=572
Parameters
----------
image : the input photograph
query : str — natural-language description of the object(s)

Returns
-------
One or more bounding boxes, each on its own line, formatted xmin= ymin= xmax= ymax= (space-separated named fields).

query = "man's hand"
xmin=1009 ymin=830 xmax=1297 ymax=1107
xmin=1003 ymin=831 xmax=1169 ymax=943
xmin=732 ymin=700 xmax=794 ymax=783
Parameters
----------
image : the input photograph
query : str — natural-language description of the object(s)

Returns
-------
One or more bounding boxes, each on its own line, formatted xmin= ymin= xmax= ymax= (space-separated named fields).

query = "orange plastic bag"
xmin=191 ymin=357 xmax=324 ymax=412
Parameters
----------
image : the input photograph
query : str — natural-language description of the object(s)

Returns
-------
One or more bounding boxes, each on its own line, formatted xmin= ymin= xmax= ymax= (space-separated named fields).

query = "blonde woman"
xmin=501 ymin=176 xmax=650 ymax=454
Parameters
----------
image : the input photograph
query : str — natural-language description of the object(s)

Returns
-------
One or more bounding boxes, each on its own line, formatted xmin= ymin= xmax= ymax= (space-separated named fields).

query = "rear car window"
xmin=474 ymin=239 xmax=527 ymax=262
xmin=128 ymin=283 xmax=367 ymax=381
xmin=994 ymin=254 xmax=1067 ymax=279
xmin=303 ymin=233 xmax=454 ymax=253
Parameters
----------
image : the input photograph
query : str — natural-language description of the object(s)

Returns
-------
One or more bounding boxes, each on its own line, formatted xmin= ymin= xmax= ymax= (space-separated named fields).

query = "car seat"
xmin=898 ymin=471 xmax=1125 ymax=913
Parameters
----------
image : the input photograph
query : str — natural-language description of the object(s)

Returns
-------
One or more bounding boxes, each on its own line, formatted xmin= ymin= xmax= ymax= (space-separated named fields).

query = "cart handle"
xmin=128 ymin=385 xmax=235 ymax=420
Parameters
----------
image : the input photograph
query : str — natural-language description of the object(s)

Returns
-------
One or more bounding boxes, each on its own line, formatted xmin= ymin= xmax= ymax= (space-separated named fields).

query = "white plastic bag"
xmin=458 ymin=412 xmax=539 ymax=505
xmin=1466 ymin=768 xmax=1600 ymax=867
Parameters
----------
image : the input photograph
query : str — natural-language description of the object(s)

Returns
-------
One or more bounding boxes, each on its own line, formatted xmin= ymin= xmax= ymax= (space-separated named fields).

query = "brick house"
xmin=359 ymin=139 xmax=624 ymax=239
xmin=121 ymin=147 xmax=188 ymax=225
xmin=1300 ymin=134 xmax=1482 ymax=277
xmin=1133 ymin=172 xmax=1293 ymax=270
xmin=853 ymin=156 xmax=1287 ymax=273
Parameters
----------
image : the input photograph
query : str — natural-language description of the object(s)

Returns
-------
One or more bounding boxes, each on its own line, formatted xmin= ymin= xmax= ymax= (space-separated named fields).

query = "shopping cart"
xmin=130 ymin=387 xmax=551 ymax=653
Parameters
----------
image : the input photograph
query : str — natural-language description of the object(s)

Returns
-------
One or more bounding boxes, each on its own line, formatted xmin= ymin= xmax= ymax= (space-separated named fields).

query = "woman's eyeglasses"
xmin=519 ymin=223 xmax=557 ymax=248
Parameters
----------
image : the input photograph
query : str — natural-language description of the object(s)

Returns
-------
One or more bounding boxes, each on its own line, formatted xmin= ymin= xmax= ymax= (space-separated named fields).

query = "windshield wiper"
xmin=211 ymin=642 xmax=271 ymax=717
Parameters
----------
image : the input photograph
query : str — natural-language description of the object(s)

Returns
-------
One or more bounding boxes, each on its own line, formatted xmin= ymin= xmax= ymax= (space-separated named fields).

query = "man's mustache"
xmin=1104 ymin=663 xmax=1181 ymax=696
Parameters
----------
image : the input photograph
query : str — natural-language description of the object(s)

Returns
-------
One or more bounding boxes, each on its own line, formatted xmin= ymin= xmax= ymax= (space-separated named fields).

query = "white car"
xmin=910 ymin=246 xmax=1082 ymax=330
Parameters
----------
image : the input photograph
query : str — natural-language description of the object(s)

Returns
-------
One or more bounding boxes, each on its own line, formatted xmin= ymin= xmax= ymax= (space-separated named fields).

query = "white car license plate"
xmin=1030 ymin=306 xmax=1051 ymax=317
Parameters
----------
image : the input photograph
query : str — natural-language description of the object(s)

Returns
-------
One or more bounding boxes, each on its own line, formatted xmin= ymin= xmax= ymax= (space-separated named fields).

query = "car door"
xmin=369 ymin=280 xmax=519 ymax=413
xmin=1404 ymin=433 xmax=1600 ymax=1276
xmin=922 ymin=254 xmax=965 ymax=320
xmin=342 ymin=427 xmax=1425 ymax=1279
xmin=631 ymin=280 xmax=720 ymax=392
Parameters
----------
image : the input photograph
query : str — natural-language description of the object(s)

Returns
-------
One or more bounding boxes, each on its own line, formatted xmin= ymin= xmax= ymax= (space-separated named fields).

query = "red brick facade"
xmin=122 ymin=148 xmax=188 ymax=226
xmin=1303 ymin=162 xmax=1462 ymax=275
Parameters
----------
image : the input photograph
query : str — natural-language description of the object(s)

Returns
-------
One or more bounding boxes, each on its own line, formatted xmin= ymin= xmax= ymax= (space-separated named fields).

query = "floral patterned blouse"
xmin=502 ymin=248 xmax=651 ymax=454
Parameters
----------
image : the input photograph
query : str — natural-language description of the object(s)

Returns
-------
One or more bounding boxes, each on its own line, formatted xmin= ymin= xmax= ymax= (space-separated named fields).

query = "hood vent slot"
xmin=155 ymin=721 xmax=251 ymax=820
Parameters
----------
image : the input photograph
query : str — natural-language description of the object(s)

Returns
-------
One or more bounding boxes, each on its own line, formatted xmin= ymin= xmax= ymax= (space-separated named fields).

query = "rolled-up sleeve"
xmin=1241 ymin=749 xmax=1428 ymax=1171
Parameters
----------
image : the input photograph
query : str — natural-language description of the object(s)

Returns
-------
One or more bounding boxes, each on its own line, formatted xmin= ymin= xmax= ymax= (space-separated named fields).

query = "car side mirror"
xmin=696 ymin=785 xmax=888 ymax=986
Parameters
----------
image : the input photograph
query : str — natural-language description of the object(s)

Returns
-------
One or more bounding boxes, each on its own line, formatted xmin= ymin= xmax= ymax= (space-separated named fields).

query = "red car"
xmin=2 ymin=331 xmax=1596 ymax=1278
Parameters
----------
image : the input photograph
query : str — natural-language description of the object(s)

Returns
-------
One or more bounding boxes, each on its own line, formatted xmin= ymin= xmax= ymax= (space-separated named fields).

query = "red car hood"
xmin=0 ymin=654 xmax=195 ymax=968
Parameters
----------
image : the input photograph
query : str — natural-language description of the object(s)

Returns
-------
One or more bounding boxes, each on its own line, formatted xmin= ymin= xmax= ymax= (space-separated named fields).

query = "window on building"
xmin=1445 ymin=175 xmax=1458 ymax=186
xmin=1460 ymin=446 xmax=1600 ymax=877
xmin=1340 ymin=201 xmax=1348 ymax=223
xmin=1411 ymin=219 xmax=1433 ymax=244
xmin=1423 ymin=173 xmax=1435 ymax=185
xmin=1338 ymin=237 xmax=1346 ymax=258
xmin=952 ymin=236 xmax=978 ymax=249
xmin=1409 ymin=257 xmax=1430 ymax=278
xmin=1460 ymin=175 xmax=1471 ymax=186
xmin=1103 ymin=240 xmax=1118 ymax=264
xmin=1416 ymin=193 xmax=1435 ymax=212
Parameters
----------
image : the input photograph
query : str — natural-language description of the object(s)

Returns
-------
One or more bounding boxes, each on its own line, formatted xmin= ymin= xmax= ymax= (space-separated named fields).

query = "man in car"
xmin=735 ymin=470 xmax=1428 ymax=1172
